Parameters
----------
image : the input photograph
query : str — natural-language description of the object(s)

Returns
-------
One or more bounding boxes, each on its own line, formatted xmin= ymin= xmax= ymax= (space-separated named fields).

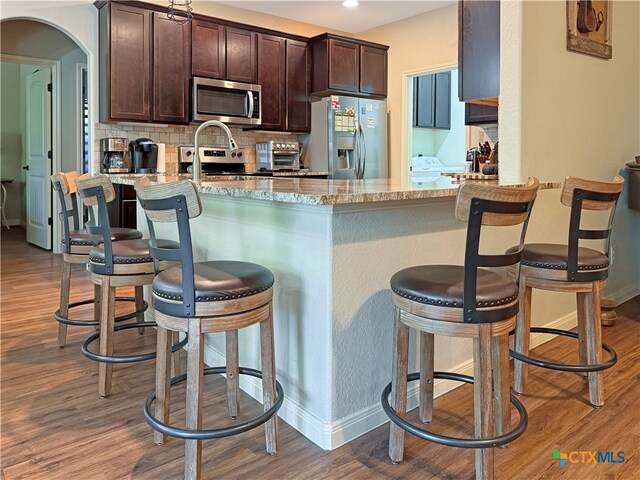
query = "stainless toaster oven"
xmin=256 ymin=141 xmax=300 ymax=171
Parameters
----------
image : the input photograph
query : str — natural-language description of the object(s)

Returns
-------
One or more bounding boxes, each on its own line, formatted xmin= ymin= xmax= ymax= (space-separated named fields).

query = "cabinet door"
xmin=414 ymin=75 xmax=435 ymax=128
xmin=465 ymin=103 xmax=498 ymax=125
xmin=103 ymin=3 xmax=151 ymax=122
xmin=434 ymin=72 xmax=451 ymax=129
xmin=192 ymin=20 xmax=226 ymax=79
xmin=226 ymin=27 xmax=257 ymax=84
xmin=328 ymin=39 xmax=359 ymax=93
xmin=360 ymin=45 xmax=387 ymax=96
xmin=153 ymin=12 xmax=191 ymax=124
xmin=458 ymin=0 xmax=500 ymax=103
xmin=286 ymin=40 xmax=310 ymax=132
xmin=257 ymin=34 xmax=286 ymax=131
xmin=121 ymin=199 xmax=138 ymax=229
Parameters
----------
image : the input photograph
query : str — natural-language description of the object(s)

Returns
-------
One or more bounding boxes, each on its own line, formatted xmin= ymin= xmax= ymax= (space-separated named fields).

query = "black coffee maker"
xmin=130 ymin=138 xmax=158 ymax=173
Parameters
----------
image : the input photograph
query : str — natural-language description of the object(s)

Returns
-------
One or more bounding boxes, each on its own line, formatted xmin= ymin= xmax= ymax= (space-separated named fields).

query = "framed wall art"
xmin=566 ymin=0 xmax=612 ymax=59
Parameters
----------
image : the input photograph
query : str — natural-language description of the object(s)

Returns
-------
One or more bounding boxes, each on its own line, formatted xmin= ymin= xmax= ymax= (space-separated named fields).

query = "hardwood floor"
xmin=1 ymin=227 xmax=638 ymax=479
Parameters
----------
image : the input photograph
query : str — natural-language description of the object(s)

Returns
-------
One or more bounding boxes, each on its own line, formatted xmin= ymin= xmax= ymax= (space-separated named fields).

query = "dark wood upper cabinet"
xmin=310 ymin=34 xmax=388 ymax=98
xmin=99 ymin=2 xmax=151 ymax=122
xmin=191 ymin=20 xmax=226 ymax=79
xmin=414 ymin=72 xmax=450 ymax=129
xmin=326 ymin=38 xmax=359 ymax=93
xmin=434 ymin=72 xmax=451 ymax=129
xmin=257 ymin=33 xmax=286 ymax=131
xmin=360 ymin=45 xmax=387 ymax=96
xmin=458 ymin=0 xmax=500 ymax=105
xmin=285 ymin=39 xmax=310 ymax=132
xmin=414 ymin=75 xmax=435 ymax=128
xmin=226 ymin=27 xmax=258 ymax=84
xmin=465 ymin=103 xmax=498 ymax=125
xmin=153 ymin=12 xmax=191 ymax=124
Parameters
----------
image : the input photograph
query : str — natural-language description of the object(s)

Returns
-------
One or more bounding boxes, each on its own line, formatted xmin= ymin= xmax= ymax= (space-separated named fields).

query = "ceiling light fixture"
xmin=343 ymin=0 xmax=359 ymax=8
xmin=168 ymin=0 xmax=193 ymax=25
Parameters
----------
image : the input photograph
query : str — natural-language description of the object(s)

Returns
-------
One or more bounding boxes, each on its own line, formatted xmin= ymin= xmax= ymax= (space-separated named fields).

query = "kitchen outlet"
xmin=609 ymin=246 xmax=615 ymax=266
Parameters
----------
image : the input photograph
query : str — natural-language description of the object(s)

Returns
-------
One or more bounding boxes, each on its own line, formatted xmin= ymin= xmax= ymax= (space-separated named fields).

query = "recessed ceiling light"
xmin=343 ymin=0 xmax=359 ymax=8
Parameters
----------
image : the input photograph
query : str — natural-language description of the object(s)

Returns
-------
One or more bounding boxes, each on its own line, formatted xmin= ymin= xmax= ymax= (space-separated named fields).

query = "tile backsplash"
xmin=93 ymin=123 xmax=296 ymax=174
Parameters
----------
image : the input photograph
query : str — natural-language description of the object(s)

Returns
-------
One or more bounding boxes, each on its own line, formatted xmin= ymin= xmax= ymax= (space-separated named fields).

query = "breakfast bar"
xmin=110 ymin=174 xmax=559 ymax=450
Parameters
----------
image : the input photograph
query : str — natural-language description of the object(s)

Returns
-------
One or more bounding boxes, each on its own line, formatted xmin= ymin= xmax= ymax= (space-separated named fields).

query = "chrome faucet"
xmin=192 ymin=120 xmax=239 ymax=182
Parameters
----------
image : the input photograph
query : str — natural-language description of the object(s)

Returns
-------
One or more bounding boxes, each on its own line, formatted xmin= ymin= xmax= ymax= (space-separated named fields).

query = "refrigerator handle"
xmin=354 ymin=122 xmax=361 ymax=177
xmin=359 ymin=122 xmax=366 ymax=179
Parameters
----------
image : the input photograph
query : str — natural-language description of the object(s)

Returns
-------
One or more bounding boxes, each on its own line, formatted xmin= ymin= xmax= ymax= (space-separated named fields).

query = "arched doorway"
xmin=1 ymin=19 xmax=89 ymax=251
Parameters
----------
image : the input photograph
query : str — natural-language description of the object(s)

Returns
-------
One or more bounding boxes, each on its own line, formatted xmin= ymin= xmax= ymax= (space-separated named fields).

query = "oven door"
xmin=192 ymin=77 xmax=261 ymax=125
xmin=270 ymin=152 xmax=300 ymax=170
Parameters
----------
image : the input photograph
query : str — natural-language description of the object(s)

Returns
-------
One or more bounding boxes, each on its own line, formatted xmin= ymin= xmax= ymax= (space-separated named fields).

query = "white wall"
xmin=60 ymin=48 xmax=87 ymax=172
xmin=2 ymin=0 xmax=101 ymax=181
xmin=0 ymin=61 xmax=23 ymax=224
xmin=500 ymin=0 xmax=640 ymax=301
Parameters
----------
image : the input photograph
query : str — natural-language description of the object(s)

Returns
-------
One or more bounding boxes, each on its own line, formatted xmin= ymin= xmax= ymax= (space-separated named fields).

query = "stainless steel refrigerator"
xmin=305 ymin=96 xmax=388 ymax=179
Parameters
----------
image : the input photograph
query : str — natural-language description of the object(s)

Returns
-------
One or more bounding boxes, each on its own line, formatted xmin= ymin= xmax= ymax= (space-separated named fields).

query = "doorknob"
xmin=23 ymin=165 xmax=30 ymax=171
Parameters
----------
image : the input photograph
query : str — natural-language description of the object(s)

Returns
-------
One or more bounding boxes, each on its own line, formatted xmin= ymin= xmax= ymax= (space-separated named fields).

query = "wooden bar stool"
xmin=382 ymin=178 xmax=539 ymax=480
xmin=135 ymin=177 xmax=283 ymax=480
xmin=509 ymin=176 xmax=624 ymax=407
xmin=75 ymin=173 xmax=185 ymax=397
xmin=51 ymin=171 xmax=143 ymax=347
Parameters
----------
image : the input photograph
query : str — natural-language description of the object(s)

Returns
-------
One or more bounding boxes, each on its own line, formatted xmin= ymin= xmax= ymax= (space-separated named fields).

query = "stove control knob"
xmin=231 ymin=152 xmax=237 ymax=158
xmin=237 ymin=152 xmax=243 ymax=158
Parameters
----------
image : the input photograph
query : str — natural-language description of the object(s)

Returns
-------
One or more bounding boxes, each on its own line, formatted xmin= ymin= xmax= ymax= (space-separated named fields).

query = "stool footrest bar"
xmin=509 ymin=327 xmax=617 ymax=372
xmin=381 ymin=372 xmax=528 ymax=449
xmin=81 ymin=322 xmax=187 ymax=363
xmin=54 ymin=297 xmax=147 ymax=326
xmin=143 ymin=366 xmax=284 ymax=440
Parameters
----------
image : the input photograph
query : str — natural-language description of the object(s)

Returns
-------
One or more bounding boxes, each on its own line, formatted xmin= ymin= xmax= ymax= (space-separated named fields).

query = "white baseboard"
xmin=529 ymin=310 xmax=577 ymax=350
xmin=202 ymin=284 xmax=637 ymax=451
xmin=605 ymin=283 xmax=640 ymax=307
xmin=203 ymin=340 xmax=474 ymax=450
xmin=203 ymin=342 xmax=331 ymax=449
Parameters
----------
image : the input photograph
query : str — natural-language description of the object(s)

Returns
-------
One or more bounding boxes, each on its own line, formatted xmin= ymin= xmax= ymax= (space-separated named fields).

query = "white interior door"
xmin=25 ymin=67 xmax=52 ymax=249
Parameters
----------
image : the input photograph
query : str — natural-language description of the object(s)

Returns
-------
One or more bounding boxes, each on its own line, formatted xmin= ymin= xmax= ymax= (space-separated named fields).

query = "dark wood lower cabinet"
xmin=108 ymin=184 xmax=137 ymax=229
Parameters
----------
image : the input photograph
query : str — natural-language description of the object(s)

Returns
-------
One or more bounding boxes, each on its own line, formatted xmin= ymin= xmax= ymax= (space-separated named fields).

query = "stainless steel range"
xmin=179 ymin=146 xmax=246 ymax=175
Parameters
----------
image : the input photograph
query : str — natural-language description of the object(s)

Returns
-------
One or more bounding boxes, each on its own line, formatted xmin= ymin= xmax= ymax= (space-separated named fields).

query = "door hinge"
xmin=47 ymin=83 xmax=52 ymax=92
xmin=47 ymin=151 xmax=53 ymax=159
xmin=48 ymin=217 xmax=53 ymax=226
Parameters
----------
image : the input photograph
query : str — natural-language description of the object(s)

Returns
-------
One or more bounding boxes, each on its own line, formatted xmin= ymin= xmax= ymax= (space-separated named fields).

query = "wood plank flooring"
xmin=1 ymin=227 xmax=638 ymax=479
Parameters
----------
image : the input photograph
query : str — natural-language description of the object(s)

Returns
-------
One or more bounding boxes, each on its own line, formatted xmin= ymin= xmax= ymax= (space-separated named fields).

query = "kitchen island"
xmin=110 ymin=174 xmax=560 ymax=450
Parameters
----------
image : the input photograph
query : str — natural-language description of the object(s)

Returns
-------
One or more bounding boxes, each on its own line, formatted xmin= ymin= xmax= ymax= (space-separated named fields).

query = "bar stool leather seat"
xmin=51 ymin=171 xmax=143 ymax=348
xmin=391 ymin=265 xmax=518 ymax=313
xmin=383 ymin=178 xmax=540 ymax=480
xmin=135 ymin=177 xmax=282 ymax=480
xmin=506 ymin=243 xmax=609 ymax=271
xmin=509 ymin=175 xmax=624 ymax=408
xmin=89 ymin=239 xmax=179 ymax=266
xmin=153 ymin=261 xmax=274 ymax=304
xmin=76 ymin=173 xmax=183 ymax=398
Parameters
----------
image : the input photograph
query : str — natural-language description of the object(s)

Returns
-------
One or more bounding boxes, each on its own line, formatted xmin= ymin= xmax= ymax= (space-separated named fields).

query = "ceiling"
xmin=215 ymin=1 xmax=455 ymax=34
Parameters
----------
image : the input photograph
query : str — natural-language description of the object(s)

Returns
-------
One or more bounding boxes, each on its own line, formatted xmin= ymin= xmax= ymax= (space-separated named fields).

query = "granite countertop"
xmin=109 ymin=173 xmax=561 ymax=206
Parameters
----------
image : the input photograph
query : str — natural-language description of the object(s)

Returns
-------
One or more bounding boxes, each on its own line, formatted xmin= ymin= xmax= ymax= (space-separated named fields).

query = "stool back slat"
xmin=74 ymin=173 xmax=116 ymax=205
xmin=455 ymin=177 xmax=540 ymax=226
xmin=561 ymin=175 xmax=624 ymax=211
xmin=135 ymin=176 xmax=202 ymax=222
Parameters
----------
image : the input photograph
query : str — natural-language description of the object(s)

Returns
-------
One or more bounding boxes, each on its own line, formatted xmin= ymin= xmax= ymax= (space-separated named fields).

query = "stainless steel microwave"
xmin=191 ymin=77 xmax=261 ymax=125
